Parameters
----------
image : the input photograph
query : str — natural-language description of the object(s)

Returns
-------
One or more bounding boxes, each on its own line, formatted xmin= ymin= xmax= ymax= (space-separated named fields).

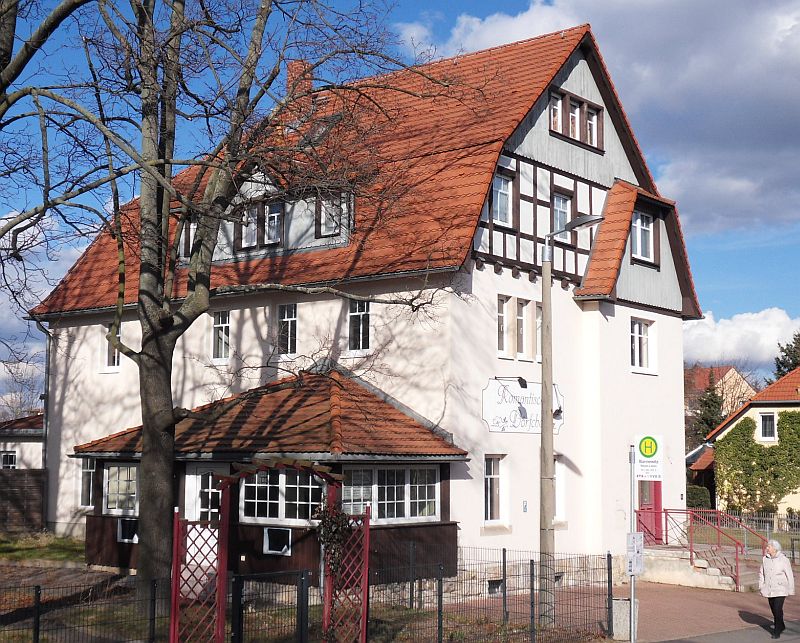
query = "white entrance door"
xmin=185 ymin=463 xmax=229 ymax=523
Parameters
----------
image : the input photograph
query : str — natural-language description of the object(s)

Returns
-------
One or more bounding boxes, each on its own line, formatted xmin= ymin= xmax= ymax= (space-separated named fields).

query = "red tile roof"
xmin=0 ymin=412 xmax=44 ymax=436
xmin=689 ymin=446 xmax=714 ymax=471
xmin=73 ymin=371 xmax=467 ymax=459
xmin=706 ymin=367 xmax=800 ymax=441
xmin=686 ymin=365 xmax=733 ymax=395
xmin=574 ymin=179 xmax=701 ymax=318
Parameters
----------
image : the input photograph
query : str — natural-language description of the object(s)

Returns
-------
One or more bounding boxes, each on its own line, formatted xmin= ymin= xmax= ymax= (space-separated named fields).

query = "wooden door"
xmin=638 ymin=480 xmax=663 ymax=543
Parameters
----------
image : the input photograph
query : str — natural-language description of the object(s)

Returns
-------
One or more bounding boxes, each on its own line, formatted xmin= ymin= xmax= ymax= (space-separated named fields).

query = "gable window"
xmin=240 ymin=469 xmax=323 ymax=524
xmin=549 ymin=89 xmax=603 ymax=150
xmin=80 ymin=458 xmax=95 ymax=507
xmin=760 ymin=413 xmax=777 ymax=441
xmin=631 ymin=212 xmax=654 ymax=261
xmin=1 ymin=451 xmax=16 ymax=469
xmin=348 ymin=300 xmax=370 ymax=351
xmin=211 ymin=311 xmax=230 ymax=362
xmin=484 ymin=456 xmax=501 ymax=522
xmin=278 ymin=303 xmax=297 ymax=355
xmin=630 ymin=318 xmax=652 ymax=371
xmin=342 ymin=465 xmax=439 ymax=523
xmin=316 ymin=196 xmax=343 ymax=237
xmin=104 ymin=323 xmax=121 ymax=370
xmin=492 ymin=174 xmax=511 ymax=226
xmin=104 ymin=464 xmax=137 ymax=516
xmin=553 ymin=194 xmax=571 ymax=241
xmin=549 ymin=93 xmax=562 ymax=131
xmin=235 ymin=201 xmax=284 ymax=250
xmin=497 ymin=295 xmax=510 ymax=355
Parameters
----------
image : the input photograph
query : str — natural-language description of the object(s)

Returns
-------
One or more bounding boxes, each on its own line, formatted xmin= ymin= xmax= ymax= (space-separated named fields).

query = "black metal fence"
xmin=0 ymin=548 xmax=613 ymax=642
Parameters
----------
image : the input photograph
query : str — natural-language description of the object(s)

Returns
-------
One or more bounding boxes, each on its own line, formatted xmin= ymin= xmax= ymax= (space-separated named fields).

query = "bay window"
xmin=104 ymin=464 xmax=138 ymax=516
xmin=342 ymin=465 xmax=440 ymax=522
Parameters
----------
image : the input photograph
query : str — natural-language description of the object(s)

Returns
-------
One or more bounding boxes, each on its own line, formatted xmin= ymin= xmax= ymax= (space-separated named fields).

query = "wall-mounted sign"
xmin=634 ymin=434 xmax=663 ymax=481
xmin=481 ymin=379 xmax=565 ymax=434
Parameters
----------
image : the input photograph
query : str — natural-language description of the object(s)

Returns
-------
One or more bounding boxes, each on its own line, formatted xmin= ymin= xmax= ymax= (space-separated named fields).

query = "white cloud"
xmin=683 ymin=308 xmax=800 ymax=373
xmin=396 ymin=0 xmax=800 ymax=235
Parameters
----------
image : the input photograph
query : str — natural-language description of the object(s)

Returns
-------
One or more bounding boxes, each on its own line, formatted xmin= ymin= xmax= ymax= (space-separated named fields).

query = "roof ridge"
xmin=328 ymin=370 xmax=343 ymax=454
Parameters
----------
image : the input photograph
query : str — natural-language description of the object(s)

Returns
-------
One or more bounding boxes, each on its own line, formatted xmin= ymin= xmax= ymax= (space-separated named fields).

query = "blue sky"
xmin=388 ymin=0 xmax=800 ymax=376
xmin=2 ymin=0 xmax=799 ymax=396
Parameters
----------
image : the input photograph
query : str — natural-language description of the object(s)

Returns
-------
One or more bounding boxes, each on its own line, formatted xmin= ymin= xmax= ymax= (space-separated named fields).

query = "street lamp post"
xmin=539 ymin=213 xmax=603 ymax=625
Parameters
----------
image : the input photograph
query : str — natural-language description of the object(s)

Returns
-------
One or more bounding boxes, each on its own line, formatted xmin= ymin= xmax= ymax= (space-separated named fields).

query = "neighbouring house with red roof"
xmin=0 ymin=412 xmax=46 ymax=531
xmin=685 ymin=365 xmax=756 ymax=418
xmin=30 ymin=24 xmax=700 ymax=571
xmin=0 ymin=412 xmax=44 ymax=470
xmin=698 ymin=367 xmax=800 ymax=512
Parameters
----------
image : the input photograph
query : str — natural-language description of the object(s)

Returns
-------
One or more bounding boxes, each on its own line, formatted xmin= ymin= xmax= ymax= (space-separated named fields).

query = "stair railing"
xmin=635 ymin=508 xmax=768 ymax=591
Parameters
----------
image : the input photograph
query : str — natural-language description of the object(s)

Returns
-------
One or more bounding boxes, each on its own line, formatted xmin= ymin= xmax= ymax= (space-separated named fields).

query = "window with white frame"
xmin=348 ymin=300 xmax=370 ymax=351
xmin=241 ymin=203 xmax=260 ymax=248
xmin=553 ymin=194 xmax=571 ymax=241
xmin=211 ymin=311 xmax=230 ymax=361
xmin=549 ymin=93 xmax=562 ymax=131
xmin=342 ymin=466 xmax=439 ymax=522
xmin=266 ymin=203 xmax=283 ymax=244
xmin=631 ymin=212 xmax=654 ymax=261
xmin=497 ymin=295 xmax=510 ymax=355
xmin=80 ymin=458 xmax=95 ymax=507
xmin=117 ymin=518 xmax=138 ymax=544
xmin=278 ymin=303 xmax=297 ymax=354
xmin=516 ymin=299 xmax=528 ymax=358
xmin=104 ymin=464 xmax=137 ymax=515
xmin=1 ymin=451 xmax=16 ymax=469
xmin=630 ymin=318 xmax=652 ymax=370
xmin=317 ymin=196 xmax=342 ymax=237
xmin=760 ymin=413 xmax=777 ymax=440
xmin=484 ymin=456 xmax=501 ymax=522
xmin=569 ymin=102 xmax=580 ymax=139
xmin=491 ymin=174 xmax=511 ymax=226
xmin=104 ymin=323 xmax=121 ymax=369
xmin=180 ymin=219 xmax=197 ymax=258
xmin=240 ymin=469 xmax=323 ymax=523
xmin=586 ymin=108 xmax=599 ymax=147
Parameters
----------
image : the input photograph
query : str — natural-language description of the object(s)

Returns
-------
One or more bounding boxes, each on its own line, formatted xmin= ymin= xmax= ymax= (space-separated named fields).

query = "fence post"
xmin=230 ymin=574 xmax=244 ymax=643
xmin=148 ymin=580 xmax=157 ymax=643
xmin=32 ymin=585 xmax=41 ymax=643
xmin=502 ymin=547 xmax=508 ymax=625
xmin=529 ymin=559 xmax=537 ymax=643
xmin=408 ymin=542 xmax=416 ymax=610
xmin=297 ymin=570 xmax=309 ymax=643
xmin=437 ymin=564 xmax=444 ymax=643
xmin=606 ymin=552 xmax=614 ymax=640
xmin=793 ymin=538 xmax=799 ymax=565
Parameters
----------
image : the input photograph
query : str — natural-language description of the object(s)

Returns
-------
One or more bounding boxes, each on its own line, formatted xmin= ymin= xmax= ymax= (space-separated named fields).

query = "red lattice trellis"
xmin=169 ymin=486 xmax=231 ymax=643
xmin=322 ymin=504 xmax=370 ymax=642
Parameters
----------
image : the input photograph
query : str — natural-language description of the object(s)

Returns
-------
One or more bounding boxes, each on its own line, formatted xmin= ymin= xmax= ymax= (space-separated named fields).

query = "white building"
xmin=31 ymin=24 xmax=700 ymax=568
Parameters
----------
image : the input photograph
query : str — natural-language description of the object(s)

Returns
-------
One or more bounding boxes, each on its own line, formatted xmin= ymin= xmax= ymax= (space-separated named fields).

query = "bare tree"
xmin=1 ymin=0 xmax=472 ymax=585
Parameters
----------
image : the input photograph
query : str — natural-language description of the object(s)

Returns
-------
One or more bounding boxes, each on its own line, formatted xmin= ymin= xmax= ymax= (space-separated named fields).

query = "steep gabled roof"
xmin=686 ymin=365 xmax=733 ymax=394
xmin=706 ymin=367 xmax=800 ymax=441
xmin=73 ymin=371 xmax=467 ymax=460
xmin=574 ymin=179 xmax=701 ymax=319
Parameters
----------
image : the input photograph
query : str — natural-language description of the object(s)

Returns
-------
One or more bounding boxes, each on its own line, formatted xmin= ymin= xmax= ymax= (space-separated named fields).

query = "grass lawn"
xmin=0 ymin=532 xmax=84 ymax=563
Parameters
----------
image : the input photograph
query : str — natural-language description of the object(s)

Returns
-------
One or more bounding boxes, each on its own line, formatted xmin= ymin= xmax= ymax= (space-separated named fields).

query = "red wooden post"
xmin=689 ymin=511 xmax=695 ymax=565
xmin=322 ymin=482 xmax=339 ymax=637
xmin=169 ymin=507 xmax=182 ymax=643
xmin=214 ymin=483 xmax=231 ymax=643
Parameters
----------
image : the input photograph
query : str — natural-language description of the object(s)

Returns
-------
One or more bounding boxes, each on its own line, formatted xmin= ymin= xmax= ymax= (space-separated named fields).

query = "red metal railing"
xmin=636 ymin=508 xmax=768 ymax=591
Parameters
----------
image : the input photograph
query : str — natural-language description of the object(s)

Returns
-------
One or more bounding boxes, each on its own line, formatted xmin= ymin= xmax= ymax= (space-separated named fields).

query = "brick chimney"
xmin=286 ymin=60 xmax=313 ymax=103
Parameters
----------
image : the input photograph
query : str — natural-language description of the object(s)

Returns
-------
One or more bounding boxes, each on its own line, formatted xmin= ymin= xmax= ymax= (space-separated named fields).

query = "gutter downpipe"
xmin=34 ymin=319 xmax=51 ymax=531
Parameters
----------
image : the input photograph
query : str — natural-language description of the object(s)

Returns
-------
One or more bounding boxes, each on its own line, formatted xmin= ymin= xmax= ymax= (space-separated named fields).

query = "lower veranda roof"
xmin=73 ymin=371 xmax=467 ymax=460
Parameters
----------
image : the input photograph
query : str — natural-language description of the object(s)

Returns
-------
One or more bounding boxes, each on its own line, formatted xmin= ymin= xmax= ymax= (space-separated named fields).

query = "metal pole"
xmin=539 ymin=236 xmax=555 ymax=626
xmin=529 ymin=559 xmax=537 ymax=642
xmin=502 ymin=547 xmax=508 ymax=625
xmin=606 ymin=552 xmax=614 ymax=639
xmin=437 ymin=564 xmax=444 ymax=643
xmin=33 ymin=585 xmax=41 ymax=643
xmin=231 ymin=575 xmax=244 ymax=643
xmin=298 ymin=570 xmax=310 ymax=643
xmin=630 ymin=444 xmax=636 ymax=643
xmin=149 ymin=580 xmax=157 ymax=643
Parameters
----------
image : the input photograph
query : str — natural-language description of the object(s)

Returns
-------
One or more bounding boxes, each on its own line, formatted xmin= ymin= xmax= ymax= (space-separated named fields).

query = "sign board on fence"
xmin=626 ymin=532 xmax=644 ymax=576
xmin=634 ymin=435 xmax=663 ymax=481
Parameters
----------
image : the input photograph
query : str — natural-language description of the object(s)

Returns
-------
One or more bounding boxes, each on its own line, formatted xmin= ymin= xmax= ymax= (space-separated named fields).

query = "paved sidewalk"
xmin=618 ymin=581 xmax=800 ymax=642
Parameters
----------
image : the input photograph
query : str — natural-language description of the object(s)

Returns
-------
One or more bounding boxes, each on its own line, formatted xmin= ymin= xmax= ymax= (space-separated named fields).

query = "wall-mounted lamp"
xmin=494 ymin=376 xmax=528 ymax=389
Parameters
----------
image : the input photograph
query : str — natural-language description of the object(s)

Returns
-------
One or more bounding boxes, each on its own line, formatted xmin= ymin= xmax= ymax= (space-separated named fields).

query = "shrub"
xmin=686 ymin=484 xmax=711 ymax=509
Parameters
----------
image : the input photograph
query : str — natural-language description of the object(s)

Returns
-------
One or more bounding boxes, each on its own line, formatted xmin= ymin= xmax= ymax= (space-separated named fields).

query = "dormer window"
xmin=631 ymin=212 xmax=654 ymax=261
xmin=315 ymin=195 xmax=343 ymax=238
xmin=180 ymin=219 xmax=197 ymax=258
xmin=492 ymin=174 xmax=511 ymax=226
xmin=235 ymin=201 xmax=284 ymax=250
xmin=549 ymin=88 xmax=603 ymax=150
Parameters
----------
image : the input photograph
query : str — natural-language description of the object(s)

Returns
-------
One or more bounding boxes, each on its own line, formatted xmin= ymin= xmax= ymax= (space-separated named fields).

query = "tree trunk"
xmin=137 ymin=337 xmax=177 ymax=584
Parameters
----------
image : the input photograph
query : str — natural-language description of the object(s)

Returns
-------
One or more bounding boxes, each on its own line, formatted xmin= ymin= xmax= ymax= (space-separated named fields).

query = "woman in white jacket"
xmin=760 ymin=539 xmax=795 ymax=639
